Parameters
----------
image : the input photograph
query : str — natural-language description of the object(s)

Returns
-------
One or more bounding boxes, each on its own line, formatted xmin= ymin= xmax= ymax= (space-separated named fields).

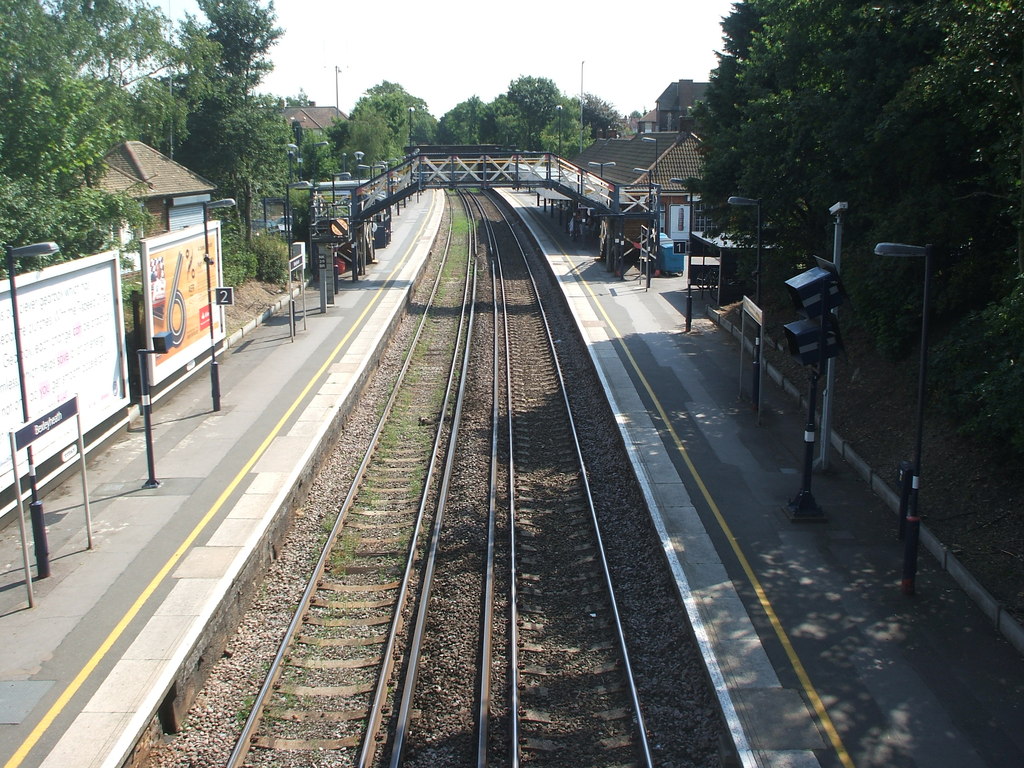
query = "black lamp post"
xmin=354 ymin=151 xmax=365 ymax=179
xmin=874 ymin=241 xmax=934 ymax=595
xmin=286 ymin=143 xmax=298 ymax=244
xmin=408 ymin=106 xmax=415 ymax=151
xmin=5 ymin=241 xmax=60 ymax=579
xmin=202 ymin=198 xmax=236 ymax=412
xmin=556 ymin=104 xmax=563 ymax=157
xmin=727 ymin=195 xmax=763 ymax=305
xmin=641 ymin=135 xmax=659 ymax=186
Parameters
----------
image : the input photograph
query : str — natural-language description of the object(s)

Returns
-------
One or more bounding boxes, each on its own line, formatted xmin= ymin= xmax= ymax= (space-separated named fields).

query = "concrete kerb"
xmin=708 ymin=305 xmax=1024 ymax=657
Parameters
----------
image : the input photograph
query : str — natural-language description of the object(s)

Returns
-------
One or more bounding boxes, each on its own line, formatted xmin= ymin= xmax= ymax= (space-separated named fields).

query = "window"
xmin=692 ymin=202 xmax=712 ymax=234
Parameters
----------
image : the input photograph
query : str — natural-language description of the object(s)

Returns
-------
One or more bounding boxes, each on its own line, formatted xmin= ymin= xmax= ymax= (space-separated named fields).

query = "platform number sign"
xmin=215 ymin=286 xmax=235 ymax=306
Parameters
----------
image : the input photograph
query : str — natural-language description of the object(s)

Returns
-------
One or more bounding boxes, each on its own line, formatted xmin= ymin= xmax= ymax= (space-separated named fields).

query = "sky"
xmin=167 ymin=0 xmax=737 ymax=118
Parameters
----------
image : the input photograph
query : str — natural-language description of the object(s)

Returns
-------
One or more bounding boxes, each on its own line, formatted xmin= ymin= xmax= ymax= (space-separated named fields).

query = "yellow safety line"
xmin=568 ymin=258 xmax=856 ymax=768
xmin=5 ymin=192 xmax=439 ymax=768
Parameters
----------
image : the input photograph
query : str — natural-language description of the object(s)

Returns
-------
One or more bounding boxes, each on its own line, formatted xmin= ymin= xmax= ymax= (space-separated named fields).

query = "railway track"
xmin=226 ymin=190 xmax=476 ymax=768
xmin=151 ymin=189 xmax=722 ymax=768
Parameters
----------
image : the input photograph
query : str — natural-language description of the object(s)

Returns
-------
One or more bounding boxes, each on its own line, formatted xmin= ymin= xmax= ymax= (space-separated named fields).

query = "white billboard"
xmin=1 ymin=251 xmax=130 ymax=490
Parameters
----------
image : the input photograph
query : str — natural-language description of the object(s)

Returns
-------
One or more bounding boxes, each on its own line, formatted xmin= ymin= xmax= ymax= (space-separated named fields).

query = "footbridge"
xmin=305 ymin=150 xmax=660 ymax=280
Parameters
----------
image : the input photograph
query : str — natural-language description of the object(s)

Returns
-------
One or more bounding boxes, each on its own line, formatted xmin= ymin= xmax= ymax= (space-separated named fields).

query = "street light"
xmin=556 ymin=104 xmax=563 ymax=157
xmin=5 ymin=240 xmax=60 ymax=579
xmin=285 ymin=144 xmax=299 ymax=244
xmin=874 ymin=241 xmax=934 ymax=596
xmin=311 ymin=140 xmax=329 ymax=187
xmin=202 ymin=198 xmax=236 ymax=412
xmin=727 ymin=195 xmax=763 ymax=305
xmin=588 ymin=160 xmax=615 ymax=178
xmin=408 ymin=106 xmax=415 ymax=150
xmin=641 ymin=135 xmax=659 ymax=185
xmin=354 ymin=151 xmax=365 ymax=179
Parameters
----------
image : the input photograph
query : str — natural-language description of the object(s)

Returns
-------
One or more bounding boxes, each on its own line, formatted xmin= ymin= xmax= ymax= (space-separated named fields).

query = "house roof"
xmin=283 ymin=106 xmax=347 ymax=132
xmin=656 ymin=79 xmax=709 ymax=112
xmin=573 ymin=132 xmax=702 ymax=189
xmin=99 ymin=141 xmax=215 ymax=199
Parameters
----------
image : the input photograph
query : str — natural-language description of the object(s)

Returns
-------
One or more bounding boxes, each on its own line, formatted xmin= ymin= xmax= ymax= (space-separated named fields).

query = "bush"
xmin=933 ymin=275 xmax=1024 ymax=455
xmin=250 ymin=232 xmax=287 ymax=283
xmin=221 ymin=227 xmax=256 ymax=285
xmin=220 ymin=229 xmax=287 ymax=286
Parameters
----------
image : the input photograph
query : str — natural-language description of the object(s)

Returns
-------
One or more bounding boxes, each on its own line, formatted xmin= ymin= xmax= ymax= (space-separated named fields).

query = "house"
xmin=100 ymin=141 xmax=216 ymax=235
xmin=638 ymin=79 xmax=708 ymax=133
xmin=283 ymin=106 xmax=347 ymax=134
xmin=99 ymin=141 xmax=218 ymax=271
xmin=574 ymin=131 xmax=706 ymax=254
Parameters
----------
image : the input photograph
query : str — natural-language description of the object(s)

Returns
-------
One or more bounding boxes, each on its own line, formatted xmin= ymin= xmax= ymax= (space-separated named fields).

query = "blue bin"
xmin=657 ymin=235 xmax=685 ymax=274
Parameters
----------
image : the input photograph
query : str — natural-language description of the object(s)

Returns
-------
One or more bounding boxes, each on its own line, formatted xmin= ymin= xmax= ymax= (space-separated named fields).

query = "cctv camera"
xmin=829 ymin=201 xmax=848 ymax=215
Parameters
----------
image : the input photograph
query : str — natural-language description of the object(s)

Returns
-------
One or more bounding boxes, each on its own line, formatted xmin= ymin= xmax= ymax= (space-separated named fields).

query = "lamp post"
xmin=588 ymin=160 xmax=615 ymax=178
xmin=874 ymin=241 xmax=934 ymax=596
xmin=556 ymin=104 xmax=563 ymax=157
xmin=641 ymin=135 xmax=659 ymax=186
xmin=311 ymin=140 xmax=329 ymax=187
xmin=579 ymin=60 xmax=585 ymax=154
xmin=202 ymin=198 xmax=235 ymax=412
xmin=5 ymin=240 xmax=60 ymax=579
xmin=727 ymin=196 xmax=762 ymax=305
xmin=408 ymin=106 xmax=415 ymax=151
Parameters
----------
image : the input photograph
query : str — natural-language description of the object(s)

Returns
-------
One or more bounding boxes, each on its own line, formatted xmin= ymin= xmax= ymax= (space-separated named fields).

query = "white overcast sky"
xmin=167 ymin=0 xmax=737 ymax=118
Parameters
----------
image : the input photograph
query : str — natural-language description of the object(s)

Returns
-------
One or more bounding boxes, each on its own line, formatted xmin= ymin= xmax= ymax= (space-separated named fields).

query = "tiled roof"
xmin=99 ymin=141 xmax=215 ymax=199
xmin=573 ymin=132 xmax=702 ymax=189
xmin=283 ymin=106 xmax=347 ymax=132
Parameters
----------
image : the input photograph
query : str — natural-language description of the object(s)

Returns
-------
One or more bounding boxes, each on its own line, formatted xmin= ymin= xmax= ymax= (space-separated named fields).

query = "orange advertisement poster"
xmin=141 ymin=222 xmax=223 ymax=385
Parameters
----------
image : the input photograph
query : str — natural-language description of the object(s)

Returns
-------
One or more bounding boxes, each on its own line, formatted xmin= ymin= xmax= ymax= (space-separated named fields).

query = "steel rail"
xmin=387 ymin=188 xmax=479 ymax=766
xmin=489 ymin=190 xmax=655 ymax=768
xmin=226 ymin=194 xmax=460 ymax=768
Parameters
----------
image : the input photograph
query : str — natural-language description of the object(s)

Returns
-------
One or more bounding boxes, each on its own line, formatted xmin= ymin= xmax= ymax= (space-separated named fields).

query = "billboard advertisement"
xmin=140 ymin=222 xmax=224 ymax=385
xmin=1 ymin=251 xmax=130 ymax=490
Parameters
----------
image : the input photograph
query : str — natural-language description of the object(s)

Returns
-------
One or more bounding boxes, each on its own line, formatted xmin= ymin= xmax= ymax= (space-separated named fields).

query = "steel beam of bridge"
xmin=348 ymin=152 xmax=658 ymax=224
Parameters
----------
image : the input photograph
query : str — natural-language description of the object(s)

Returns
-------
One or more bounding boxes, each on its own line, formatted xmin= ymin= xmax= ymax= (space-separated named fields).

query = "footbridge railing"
xmin=345 ymin=152 xmax=656 ymax=223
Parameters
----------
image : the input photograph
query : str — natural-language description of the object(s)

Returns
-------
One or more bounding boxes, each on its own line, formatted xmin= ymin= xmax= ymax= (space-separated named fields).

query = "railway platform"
xmin=0 ymin=189 xmax=445 ymax=768
xmin=2 ymin=180 xmax=1022 ymax=768
xmin=501 ymin=188 xmax=1024 ymax=768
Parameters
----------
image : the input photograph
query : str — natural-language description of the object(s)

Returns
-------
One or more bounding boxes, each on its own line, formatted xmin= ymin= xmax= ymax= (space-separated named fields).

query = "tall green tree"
xmin=176 ymin=0 xmax=289 ymax=241
xmin=437 ymin=97 xmax=486 ymax=145
xmin=506 ymin=76 xmax=560 ymax=150
xmin=0 ymin=0 xmax=165 ymax=257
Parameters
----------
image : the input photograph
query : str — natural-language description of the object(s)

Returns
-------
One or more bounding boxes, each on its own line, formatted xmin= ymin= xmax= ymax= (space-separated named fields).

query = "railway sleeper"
xmin=252 ymin=734 xmax=360 ymax=750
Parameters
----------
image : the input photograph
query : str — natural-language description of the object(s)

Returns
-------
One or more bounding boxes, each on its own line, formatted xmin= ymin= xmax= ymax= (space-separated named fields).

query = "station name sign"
xmin=15 ymin=398 xmax=79 ymax=451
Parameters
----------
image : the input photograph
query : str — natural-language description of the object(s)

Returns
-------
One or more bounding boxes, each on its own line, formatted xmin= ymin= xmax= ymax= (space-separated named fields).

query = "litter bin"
xmin=657 ymin=235 xmax=685 ymax=274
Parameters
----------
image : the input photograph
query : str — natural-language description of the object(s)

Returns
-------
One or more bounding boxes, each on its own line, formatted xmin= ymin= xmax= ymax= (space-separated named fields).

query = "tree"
xmin=175 ymin=0 xmax=288 ymax=241
xmin=582 ymin=94 xmax=624 ymax=141
xmin=0 ymin=0 xmax=167 ymax=256
xmin=347 ymin=81 xmax=434 ymax=160
xmin=506 ymin=76 xmax=560 ymax=150
xmin=438 ymin=97 xmax=485 ymax=145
